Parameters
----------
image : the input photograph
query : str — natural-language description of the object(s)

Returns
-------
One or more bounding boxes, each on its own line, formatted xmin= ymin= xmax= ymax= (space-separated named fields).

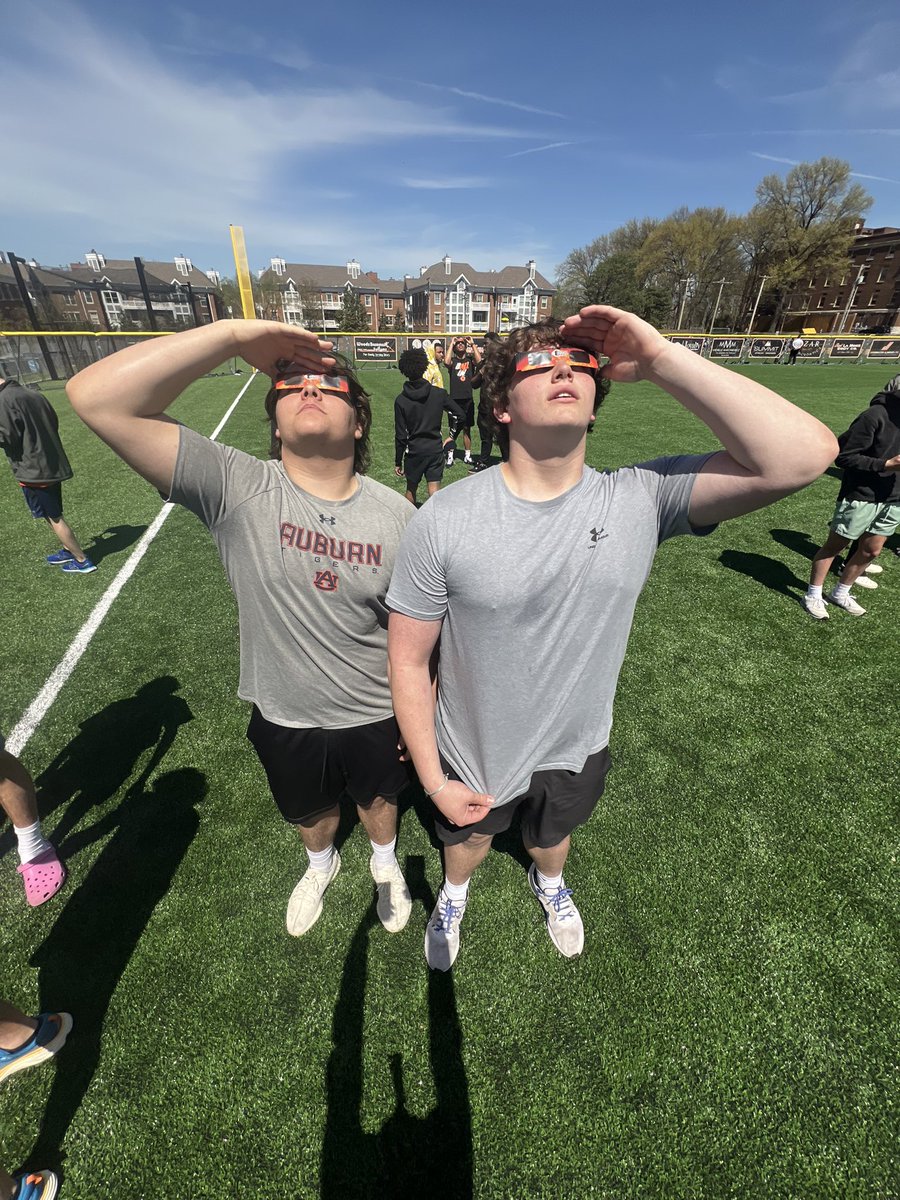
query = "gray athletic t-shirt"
xmin=171 ymin=426 xmax=412 ymax=728
xmin=387 ymin=455 xmax=714 ymax=806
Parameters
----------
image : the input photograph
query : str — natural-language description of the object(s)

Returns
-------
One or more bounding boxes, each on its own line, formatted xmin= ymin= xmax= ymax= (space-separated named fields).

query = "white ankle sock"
xmin=536 ymin=868 xmax=563 ymax=891
xmin=833 ymin=583 xmax=850 ymax=600
xmin=370 ymin=837 xmax=397 ymax=869
xmin=307 ymin=845 xmax=334 ymax=874
xmin=14 ymin=821 xmax=51 ymax=865
xmin=807 ymin=584 xmax=823 ymax=600
xmin=442 ymin=878 xmax=469 ymax=903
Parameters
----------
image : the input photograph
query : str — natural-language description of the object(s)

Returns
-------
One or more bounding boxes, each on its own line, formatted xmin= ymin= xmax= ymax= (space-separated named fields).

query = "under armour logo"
xmin=318 ymin=514 xmax=336 ymax=525
xmin=589 ymin=527 xmax=608 ymax=543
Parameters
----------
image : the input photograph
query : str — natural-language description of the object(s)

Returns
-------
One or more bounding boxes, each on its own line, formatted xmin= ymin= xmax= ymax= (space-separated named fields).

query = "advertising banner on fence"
xmin=829 ymin=339 xmax=864 ymax=359
xmin=668 ymin=336 xmax=705 ymax=354
xmin=709 ymin=337 xmax=745 ymax=358
xmin=353 ymin=337 xmax=396 ymax=362
xmin=749 ymin=338 xmax=786 ymax=358
xmin=867 ymin=338 xmax=900 ymax=358
xmin=797 ymin=339 xmax=826 ymax=358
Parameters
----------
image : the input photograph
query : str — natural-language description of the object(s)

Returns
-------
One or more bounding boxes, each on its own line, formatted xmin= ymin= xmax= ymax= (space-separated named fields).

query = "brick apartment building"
xmin=0 ymin=251 xmax=224 ymax=333
xmin=257 ymin=255 xmax=556 ymax=333
xmin=406 ymin=257 xmax=555 ymax=333
xmin=782 ymin=226 xmax=900 ymax=335
xmin=256 ymin=258 xmax=406 ymax=332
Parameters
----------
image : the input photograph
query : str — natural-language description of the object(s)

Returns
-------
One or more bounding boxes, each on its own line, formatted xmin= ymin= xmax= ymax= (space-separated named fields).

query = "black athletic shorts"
xmin=433 ymin=746 xmax=612 ymax=848
xmin=247 ymin=707 xmax=408 ymax=824
xmin=405 ymin=449 xmax=444 ymax=489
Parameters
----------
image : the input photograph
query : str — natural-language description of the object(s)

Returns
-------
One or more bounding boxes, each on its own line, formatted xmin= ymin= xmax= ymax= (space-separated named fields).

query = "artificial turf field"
xmin=0 ymin=358 xmax=896 ymax=1200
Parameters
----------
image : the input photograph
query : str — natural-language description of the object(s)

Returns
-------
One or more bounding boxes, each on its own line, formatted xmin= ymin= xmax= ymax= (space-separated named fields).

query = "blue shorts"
xmin=21 ymin=483 xmax=63 ymax=521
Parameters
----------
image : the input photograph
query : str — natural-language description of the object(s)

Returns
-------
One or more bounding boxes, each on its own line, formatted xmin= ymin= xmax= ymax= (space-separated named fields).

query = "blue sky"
xmin=3 ymin=0 xmax=899 ymax=282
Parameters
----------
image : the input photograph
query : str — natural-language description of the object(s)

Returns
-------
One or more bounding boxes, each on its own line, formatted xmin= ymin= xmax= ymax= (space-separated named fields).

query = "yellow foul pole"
xmin=229 ymin=224 xmax=256 ymax=319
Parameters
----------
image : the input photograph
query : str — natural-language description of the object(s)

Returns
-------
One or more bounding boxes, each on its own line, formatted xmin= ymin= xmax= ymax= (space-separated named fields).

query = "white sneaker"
xmin=864 ymin=562 xmax=883 ymax=575
xmin=802 ymin=594 xmax=829 ymax=620
xmin=370 ymin=856 xmax=412 ymax=933
xmin=826 ymin=589 xmax=866 ymax=616
xmin=854 ymin=574 xmax=878 ymax=589
xmin=425 ymin=888 xmax=467 ymax=971
xmin=528 ymin=864 xmax=584 ymax=958
xmin=463 ymin=452 xmax=473 ymax=465
xmin=445 ymin=447 xmax=455 ymax=467
xmin=286 ymin=851 xmax=341 ymax=936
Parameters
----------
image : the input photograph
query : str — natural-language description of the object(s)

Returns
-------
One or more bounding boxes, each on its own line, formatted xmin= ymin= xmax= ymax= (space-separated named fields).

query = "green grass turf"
xmin=0 ymin=361 xmax=896 ymax=1198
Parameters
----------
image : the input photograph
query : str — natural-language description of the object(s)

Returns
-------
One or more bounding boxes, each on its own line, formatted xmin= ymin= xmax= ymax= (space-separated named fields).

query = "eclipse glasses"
xmin=513 ymin=347 xmax=599 ymax=374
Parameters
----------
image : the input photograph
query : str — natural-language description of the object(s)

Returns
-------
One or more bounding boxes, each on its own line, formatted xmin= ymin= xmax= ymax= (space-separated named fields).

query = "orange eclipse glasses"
xmin=274 ymin=372 xmax=351 ymax=397
xmin=513 ymin=347 xmax=599 ymax=374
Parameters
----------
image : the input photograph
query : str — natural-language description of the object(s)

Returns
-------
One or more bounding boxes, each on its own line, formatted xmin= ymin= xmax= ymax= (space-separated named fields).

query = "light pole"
xmin=747 ymin=274 xmax=769 ymax=333
xmin=837 ymin=273 xmax=866 ymax=334
xmin=676 ymin=278 xmax=691 ymax=330
xmin=708 ymin=278 xmax=730 ymax=333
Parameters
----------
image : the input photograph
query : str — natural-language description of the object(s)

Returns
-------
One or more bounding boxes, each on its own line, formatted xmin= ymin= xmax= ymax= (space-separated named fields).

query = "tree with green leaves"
xmin=638 ymin=206 xmax=744 ymax=330
xmin=749 ymin=157 xmax=872 ymax=328
xmin=339 ymin=288 xmax=369 ymax=332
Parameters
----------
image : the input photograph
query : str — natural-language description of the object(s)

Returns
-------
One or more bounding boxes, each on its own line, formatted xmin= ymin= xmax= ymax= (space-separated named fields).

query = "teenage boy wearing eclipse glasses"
xmin=387 ymin=305 xmax=838 ymax=971
xmin=67 ymin=321 xmax=414 ymax=940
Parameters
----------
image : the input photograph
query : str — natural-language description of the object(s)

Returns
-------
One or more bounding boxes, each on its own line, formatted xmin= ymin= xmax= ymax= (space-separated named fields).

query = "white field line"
xmin=6 ymin=370 xmax=259 ymax=757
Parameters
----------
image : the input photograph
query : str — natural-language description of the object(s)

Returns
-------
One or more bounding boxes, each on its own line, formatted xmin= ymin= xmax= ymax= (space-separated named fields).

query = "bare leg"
xmin=838 ymin=533 xmax=886 ymax=587
xmin=356 ymin=794 xmax=398 ymax=845
xmin=463 ymin=431 xmax=472 ymax=454
xmin=0 ymin=1001 xmax=39 ymax=1051
xmin=523 ymin=833 xmax=571 ymax=877
xmin=0 ymin=750 xmax=38 ymax=829
xmin=404 ymin=486 xmax=417 ymax=505
xmin=426 ymin=481 xmax=440 ymax=498
xmin=810 ymin=531 xmax=851 ymax=588
xmin=46 ymin=516 xmax=86 ymax=562
xmin=443 ymin=832 xmax=493 ymax=886
xmin=295 ymin=805 xmax=340 ymax=853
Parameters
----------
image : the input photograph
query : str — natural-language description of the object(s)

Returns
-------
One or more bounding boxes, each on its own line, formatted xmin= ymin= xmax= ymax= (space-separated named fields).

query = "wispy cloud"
xmin=505 ymin=141 xmax=576 ymax=159
xmin=750 ymin=153 xmax=800 ymax=166
xmin=402 ymin=178 xmax=493 ymax=190
xmin=412 ymin=81 xmax=566 ymax=118
xmin=851 ymin=171 xmax=900 ymax=184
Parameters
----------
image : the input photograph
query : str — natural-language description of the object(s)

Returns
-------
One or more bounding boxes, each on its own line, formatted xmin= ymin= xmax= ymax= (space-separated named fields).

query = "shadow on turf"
xmin=0 ymin=677 xmax=193 ymax=864
xmin=24 ymin=767 xmax=207 ymax=1177
xmin=319 ymin=855 xmax=473 ymax=1199
xmin=84 ymin=523 xmax=147 ymax=565
xmin=718 ymin=548 xmax=807 ymax=598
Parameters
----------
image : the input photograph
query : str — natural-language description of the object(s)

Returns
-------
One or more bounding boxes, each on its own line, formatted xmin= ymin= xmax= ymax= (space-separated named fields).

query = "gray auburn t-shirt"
xmin=171 ymin=425 xmax=412 ymax=729
xmin=387 ymin=454 xmax=715 ymax=806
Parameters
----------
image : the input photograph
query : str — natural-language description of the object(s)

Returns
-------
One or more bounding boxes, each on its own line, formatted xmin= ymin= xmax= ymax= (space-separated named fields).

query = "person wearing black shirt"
xmin=442 ymin=336 xmax=481 ymax=467
xmin=803 ymin=375 xmax=900 ymax=618
xmin=394 ymin=349 xmax=465 ymax=504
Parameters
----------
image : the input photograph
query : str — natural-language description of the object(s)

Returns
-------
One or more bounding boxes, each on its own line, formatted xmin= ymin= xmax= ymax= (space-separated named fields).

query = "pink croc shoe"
xmin=17 ymin=849 xmax=67 ymax=907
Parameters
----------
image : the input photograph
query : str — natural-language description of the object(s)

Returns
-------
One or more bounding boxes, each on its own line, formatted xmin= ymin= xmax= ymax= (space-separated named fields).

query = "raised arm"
xmin=388 ymin=612 xmax=493 ymax=826
xmin=562 ymin=305 xmax=839 ymax=525
xmin=66 ymin=321 xmax=334 ymax=493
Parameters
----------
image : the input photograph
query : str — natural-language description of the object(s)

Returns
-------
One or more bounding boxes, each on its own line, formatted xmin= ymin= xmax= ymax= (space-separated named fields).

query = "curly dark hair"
xmin=263 ymin=351 xmax=372 ymax=474
xmin=478 ymin=317 xmax=609 ymax=453
xmin=398 ymin=348 xmax=428 ymax=381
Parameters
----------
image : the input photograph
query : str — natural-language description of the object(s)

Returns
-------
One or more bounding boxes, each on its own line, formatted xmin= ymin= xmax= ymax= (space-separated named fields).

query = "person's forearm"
xmin=389 ymin=660 xmax=445 ymax=793
xmin=68 ymin=321 xmax=238 ymax=422
xmin=645 ymin=343 xmax=838 ymax=481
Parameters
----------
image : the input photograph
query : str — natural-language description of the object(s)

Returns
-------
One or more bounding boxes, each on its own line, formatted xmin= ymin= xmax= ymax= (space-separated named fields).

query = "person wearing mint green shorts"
xmin=804 ymin=376 xmax=900 ymax=619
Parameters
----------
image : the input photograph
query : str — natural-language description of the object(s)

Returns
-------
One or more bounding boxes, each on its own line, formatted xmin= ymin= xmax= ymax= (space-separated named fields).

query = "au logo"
xmin=314 ymin=570 xmax=339 ymax=592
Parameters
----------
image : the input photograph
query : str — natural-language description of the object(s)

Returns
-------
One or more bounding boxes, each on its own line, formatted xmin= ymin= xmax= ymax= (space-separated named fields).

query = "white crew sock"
xmin=307 ymin=844 xmax=335 ymax=874
xmin=442 ymin=878 xmax=469 ymax=904
xmin=806 ymin=584 xmax=823 ymax=601
xmin=535 ymin=868 xmax=563 ymax=891
xmin=369 ymin=836 xmax=397 ymax=869
xmin=832 ymin=583 xmax=851 ymax=601
xmin=14 ymin=820 xmax=52 ymax=865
